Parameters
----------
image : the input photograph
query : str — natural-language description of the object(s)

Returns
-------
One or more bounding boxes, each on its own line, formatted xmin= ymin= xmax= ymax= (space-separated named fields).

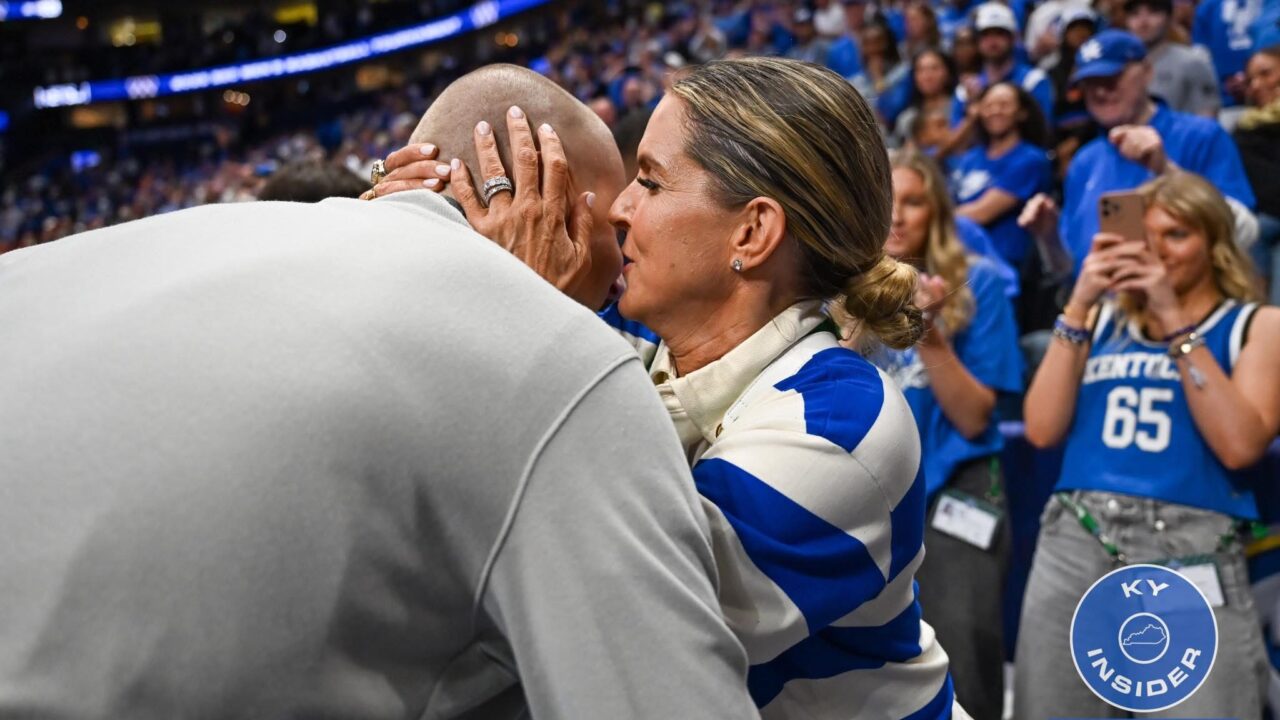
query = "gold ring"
xmin=370 ymin=159 xmax=387 ymax=186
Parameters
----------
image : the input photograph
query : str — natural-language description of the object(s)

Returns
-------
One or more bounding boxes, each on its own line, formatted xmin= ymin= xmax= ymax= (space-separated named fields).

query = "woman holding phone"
xmin=1014 ymin=171 xmax=1280 ymax=720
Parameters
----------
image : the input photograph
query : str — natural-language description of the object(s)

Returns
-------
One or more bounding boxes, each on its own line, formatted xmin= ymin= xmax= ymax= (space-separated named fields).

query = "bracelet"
xmin=1167 ymin=330 xmax=1205 ymax=359
xmin=1160 ymin=324 xmax=1196 ymax=343
xmin=1052 ymin=315 xmax=1090 ymax=345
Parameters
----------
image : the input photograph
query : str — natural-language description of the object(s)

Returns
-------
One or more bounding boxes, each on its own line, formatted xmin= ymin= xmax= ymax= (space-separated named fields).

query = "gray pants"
xmin=917 ymin=457 xmax=1010 ymax=720
xmin=1013 ymin=490 xmax=1268 ymax=720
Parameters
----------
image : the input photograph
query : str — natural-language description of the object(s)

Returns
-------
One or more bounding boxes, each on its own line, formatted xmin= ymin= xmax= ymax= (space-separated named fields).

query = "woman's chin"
xmin=617 ymin=289 xmax=646 ymax=322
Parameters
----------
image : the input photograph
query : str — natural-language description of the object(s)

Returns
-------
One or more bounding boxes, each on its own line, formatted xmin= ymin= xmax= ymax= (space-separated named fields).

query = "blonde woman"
xmin=378 ymin=58 xmax=966 ymax=719
xmin=1016 ymin=171 xmax=1280 ymax=720
xmin=843 ymin=149 xmax=1022 ymax=720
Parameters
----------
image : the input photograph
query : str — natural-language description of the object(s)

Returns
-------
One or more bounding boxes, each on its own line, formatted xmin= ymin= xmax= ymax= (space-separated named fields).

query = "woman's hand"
xmin=915 ymin=273 xmax=949 ymax=346
xmin=360 ymin=143 xmax=452 ymax=200
xmin=1018 ymin=193 xmax=1059 ymax=240
xmin=449 ymin=106 xmax=597 ymax=304
xmin=1108 ymin=242 xmax=1183 ymax=328
xmin=1065 ymin=233 xmax=1143 ymax=320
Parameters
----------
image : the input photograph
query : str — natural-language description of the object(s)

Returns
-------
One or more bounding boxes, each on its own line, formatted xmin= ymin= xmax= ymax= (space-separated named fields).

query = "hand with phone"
xmin=1108 ymin=238 xmax=1183 ymax=329
xmin=1064 ymin=191 xmax=1150 ymax=321
xmin=1074 ymin=190 xmax=1181 ymax=327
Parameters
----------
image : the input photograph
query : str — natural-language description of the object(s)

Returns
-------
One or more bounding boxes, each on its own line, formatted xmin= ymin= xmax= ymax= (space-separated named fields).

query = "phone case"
xmin=1098 ymin=191 xmax=1147 ymax=243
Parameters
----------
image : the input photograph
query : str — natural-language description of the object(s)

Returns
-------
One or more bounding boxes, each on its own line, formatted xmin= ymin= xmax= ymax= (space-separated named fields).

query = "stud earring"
xmin=732 ymin=258 xmax=743 ymax=272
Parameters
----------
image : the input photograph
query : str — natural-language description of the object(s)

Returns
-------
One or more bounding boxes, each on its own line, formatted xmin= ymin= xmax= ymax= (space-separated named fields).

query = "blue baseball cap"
xmin=1071 ymin=29 xmax=1147 ymax=84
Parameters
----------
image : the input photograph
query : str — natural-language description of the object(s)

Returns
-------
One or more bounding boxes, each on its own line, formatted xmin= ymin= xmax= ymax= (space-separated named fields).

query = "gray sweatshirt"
xmin=0 ymin=191 xmax=756 ymax=720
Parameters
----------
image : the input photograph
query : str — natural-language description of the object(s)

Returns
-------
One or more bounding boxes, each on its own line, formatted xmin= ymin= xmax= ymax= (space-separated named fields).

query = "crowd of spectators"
xmin=4 ymin=0 xmax=1278 ymax=299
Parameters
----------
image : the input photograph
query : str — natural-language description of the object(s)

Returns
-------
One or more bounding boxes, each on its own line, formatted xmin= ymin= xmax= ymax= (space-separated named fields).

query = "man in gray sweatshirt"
xmin=0 ymin=67 xmax=757 ymax=720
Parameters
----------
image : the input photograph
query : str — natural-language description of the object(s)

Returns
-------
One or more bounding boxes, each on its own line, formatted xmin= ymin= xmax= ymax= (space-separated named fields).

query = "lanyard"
xmin=1054 ymin=492 xmax=1266 ymax=565
xmin=1055 ymin=493 xmax=1128 ymax=565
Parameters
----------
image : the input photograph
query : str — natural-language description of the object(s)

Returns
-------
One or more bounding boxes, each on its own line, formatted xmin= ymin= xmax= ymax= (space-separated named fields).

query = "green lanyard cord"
xmin=1055 ymin=492 xmax=1259 ymax=562
xmin=1055 ymin=493 xmax=1128 ymax=564
xmin=987 ymin=456 xmax=1002 ymax=502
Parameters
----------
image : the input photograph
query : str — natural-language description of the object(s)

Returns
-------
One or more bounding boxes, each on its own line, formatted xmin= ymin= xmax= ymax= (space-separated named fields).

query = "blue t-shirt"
xmin=950 ymin=63 xmax=1054 ymax=126
xmin=1059 ymin=103 xmax=1256 ymax=275
xmin=955 ymin=216 xmax=1019 ymax=298
xmin=1058 ymin=300 xmax=1262 ymax=518
xmin=937 ymin=5 xmax=969 ymax=42
xmin=1193 ymin=0 xmax=1262 ymax=107
xmin=951 ymin=141 xmax=1052 ymax=265
xmin=869 ymin=257 xmax=1024 ymax=499
xmin=825 ymin=35 xmax=862 ymax=79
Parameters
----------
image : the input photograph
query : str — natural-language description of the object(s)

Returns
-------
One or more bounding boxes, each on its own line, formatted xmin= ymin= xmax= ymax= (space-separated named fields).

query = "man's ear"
xmin=728 ymin=197 xmax=788 ymax=272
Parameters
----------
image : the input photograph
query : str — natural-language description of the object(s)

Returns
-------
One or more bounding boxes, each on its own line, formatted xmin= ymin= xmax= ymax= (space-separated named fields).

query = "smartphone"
xmin=1098 ymin=191 xmax=1146 ymax=243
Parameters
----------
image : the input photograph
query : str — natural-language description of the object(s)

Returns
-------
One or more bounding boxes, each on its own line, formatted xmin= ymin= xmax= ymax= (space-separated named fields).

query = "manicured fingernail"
xmin=476 ymin=120 xmax=491 ymax=135
xmin=435 ymin=164 xmax=450 ymax=176
xmin=509 ymin=105 xmax=524 ymax=119
xmin=450 ymin=158 xmax=461 ymax=171
xmin=586 ymin=192 xmax=596 ymax=208
xmin=424 ymin=178 xmax=440 ymax=188
xmin=420 ymin=144 xmax=436 ymax=155
xmin=540 ymin=123 xmax=554 ymax=135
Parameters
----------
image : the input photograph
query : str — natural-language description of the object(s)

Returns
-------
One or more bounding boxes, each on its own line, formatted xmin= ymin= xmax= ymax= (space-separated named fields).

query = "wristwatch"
xmin=1167 ymin=331 xmax=1204 ymax=359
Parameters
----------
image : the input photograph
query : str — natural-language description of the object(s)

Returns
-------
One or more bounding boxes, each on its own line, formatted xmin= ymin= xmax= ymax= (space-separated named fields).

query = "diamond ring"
xmin=370 ymin=158 xmax=387 ymax=186
xmin=482 ymin=176 xmax=514 ymax=206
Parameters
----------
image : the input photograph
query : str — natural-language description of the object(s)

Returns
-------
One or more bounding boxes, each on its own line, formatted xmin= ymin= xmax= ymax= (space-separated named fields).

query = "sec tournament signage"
xmin=1070 ymin=564 xmax=1218 ymax=712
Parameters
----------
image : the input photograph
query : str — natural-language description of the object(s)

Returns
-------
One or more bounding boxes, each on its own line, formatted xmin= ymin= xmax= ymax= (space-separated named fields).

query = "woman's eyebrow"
xmin=638 ymin=152 xmax=668 ymax=175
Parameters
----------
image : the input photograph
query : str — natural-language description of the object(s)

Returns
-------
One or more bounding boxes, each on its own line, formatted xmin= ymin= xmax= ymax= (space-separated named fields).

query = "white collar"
xmin=650 ymin=300 xmax=828 ymax=451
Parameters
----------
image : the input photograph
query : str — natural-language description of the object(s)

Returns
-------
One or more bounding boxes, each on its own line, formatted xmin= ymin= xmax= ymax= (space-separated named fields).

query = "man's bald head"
xmin=412 ymin=64 xmax=624 ymax=195
xmin=412 ymin=64 xmax=628 ymax=312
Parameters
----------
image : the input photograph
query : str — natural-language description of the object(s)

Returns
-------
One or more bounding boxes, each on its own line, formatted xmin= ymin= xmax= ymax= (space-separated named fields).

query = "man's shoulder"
xmin=1156 ymin=105 xmax=1227 ymax=140
xmin=1161 ymin=42 xmax=1215 ymax=68
xmin=1070 ymin=134 xmax=1115 ymax=167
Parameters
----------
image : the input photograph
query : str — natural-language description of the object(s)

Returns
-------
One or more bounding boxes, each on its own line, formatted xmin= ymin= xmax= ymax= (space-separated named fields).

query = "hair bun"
xmin=840 ymin=254 xmax=925 ymax=350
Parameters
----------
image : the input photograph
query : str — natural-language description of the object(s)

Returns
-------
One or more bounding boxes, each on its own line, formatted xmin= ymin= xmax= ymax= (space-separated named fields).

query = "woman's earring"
xmin=732 ymin=258 xmax=744 ymax=272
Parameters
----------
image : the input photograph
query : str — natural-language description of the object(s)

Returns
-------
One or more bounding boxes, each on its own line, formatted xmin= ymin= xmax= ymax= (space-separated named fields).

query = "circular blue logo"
xmin=1071 ymin=564 xmax=1218 ymax=713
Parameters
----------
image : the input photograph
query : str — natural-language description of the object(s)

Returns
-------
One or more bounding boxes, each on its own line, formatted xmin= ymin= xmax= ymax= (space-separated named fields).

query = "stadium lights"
xmin=0 ymin=0 xmax=63 ymax=21
xmin=32 ymin=0 xmax=548 ymax=109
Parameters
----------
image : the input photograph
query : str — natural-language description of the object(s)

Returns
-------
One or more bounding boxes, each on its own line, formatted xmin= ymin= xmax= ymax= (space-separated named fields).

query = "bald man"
xmin=371 ymin=63 xmax=628 ymax=311
xmin=0 ymin=66 xmax=757 ymax=719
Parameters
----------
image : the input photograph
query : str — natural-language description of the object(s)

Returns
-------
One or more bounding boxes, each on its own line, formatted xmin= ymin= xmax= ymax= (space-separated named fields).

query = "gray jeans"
xmin=1013 ymin=490 xmax=1268 ymax=720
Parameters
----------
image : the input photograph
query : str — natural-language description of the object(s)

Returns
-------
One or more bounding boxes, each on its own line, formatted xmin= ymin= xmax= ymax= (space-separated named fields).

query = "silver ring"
xmin=482 ymin=176 xmax=514 ymax=205
xmin=370 ymin=158 xmax=387 ymax=186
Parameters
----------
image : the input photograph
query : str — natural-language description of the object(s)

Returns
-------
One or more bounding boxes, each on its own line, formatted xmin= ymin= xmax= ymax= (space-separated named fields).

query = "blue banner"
xmin=32 ymin=0 xmax=550 ymax=109
xmin=0 ymin=1 xmax=62 ymax=21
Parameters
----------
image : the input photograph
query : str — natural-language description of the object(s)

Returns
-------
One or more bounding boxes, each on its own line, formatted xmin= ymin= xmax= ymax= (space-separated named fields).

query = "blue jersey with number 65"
xmin=1057 ymin=300 xmax=1261 ymax=519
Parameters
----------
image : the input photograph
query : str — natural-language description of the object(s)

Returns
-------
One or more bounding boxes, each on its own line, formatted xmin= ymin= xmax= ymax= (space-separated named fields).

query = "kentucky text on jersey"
xmin=1082 ymin=352 xmax=1182 ymax=384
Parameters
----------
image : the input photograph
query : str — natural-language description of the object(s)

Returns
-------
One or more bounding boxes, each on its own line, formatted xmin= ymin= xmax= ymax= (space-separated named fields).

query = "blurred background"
xmin=0 ymin=0 xmax=690 ymax=251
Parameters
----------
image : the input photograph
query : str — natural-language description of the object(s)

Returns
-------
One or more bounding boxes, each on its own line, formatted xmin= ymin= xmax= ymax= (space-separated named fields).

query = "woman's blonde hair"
xmin=671 ymin=57 xmax=923 ymax=349
xmin=887 ymin=148 xmax=975 ymax=335
xmin=1119 ymin=172 xmax=1262 ymax=321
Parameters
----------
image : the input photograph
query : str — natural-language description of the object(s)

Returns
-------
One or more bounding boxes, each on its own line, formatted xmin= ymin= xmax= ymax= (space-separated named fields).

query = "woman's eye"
xmin=636 ymin=177 xmax=659 ymax=191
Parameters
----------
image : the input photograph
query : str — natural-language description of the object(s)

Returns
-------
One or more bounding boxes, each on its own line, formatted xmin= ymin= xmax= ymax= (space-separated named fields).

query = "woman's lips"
xmin=606 ymin=274 xmax=627 ymax=305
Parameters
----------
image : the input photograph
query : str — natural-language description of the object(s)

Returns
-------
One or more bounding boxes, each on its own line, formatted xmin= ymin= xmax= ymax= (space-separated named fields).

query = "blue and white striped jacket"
xmin=607 ymin=301 xmax=960 ymax=719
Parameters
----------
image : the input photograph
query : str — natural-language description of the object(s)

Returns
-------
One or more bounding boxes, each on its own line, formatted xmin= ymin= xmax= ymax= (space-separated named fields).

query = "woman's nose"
xmin=608 ymin=183 xmax=635 ymax=230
